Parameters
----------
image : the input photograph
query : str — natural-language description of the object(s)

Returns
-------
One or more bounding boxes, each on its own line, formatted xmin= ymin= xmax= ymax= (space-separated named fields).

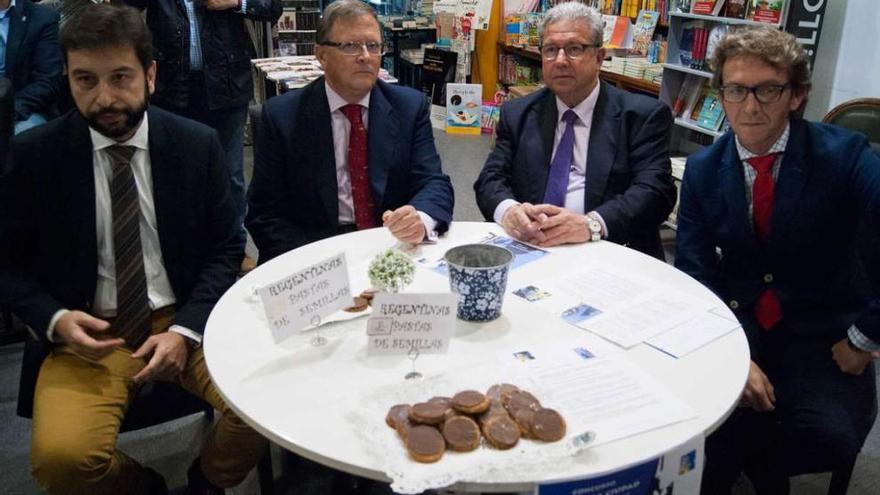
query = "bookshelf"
xmin=274 ymin=0 xmax=322 ymax=57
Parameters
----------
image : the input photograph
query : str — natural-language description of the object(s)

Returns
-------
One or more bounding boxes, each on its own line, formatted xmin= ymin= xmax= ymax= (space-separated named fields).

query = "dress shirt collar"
xmin=325 ymin=81 xmax=371 ymax=114
xmin=89 ymin=112 xmax=150 ymax=152
xmin=0 ymin=0 xmax=16 ymax=19
xmin=555 ymin=81 xmax=600 ymax=126
xmin=735 ymin=121 xmax=790 ymax=160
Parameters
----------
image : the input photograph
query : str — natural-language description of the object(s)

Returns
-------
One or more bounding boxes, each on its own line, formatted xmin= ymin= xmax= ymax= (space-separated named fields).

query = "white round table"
xmin=204 ymin=222 xmax=750 ymax=492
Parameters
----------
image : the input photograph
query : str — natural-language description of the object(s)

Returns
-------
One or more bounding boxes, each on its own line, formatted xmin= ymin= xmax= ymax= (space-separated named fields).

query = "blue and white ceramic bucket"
xmin=444 ymin=244 xmax=514 ymax=321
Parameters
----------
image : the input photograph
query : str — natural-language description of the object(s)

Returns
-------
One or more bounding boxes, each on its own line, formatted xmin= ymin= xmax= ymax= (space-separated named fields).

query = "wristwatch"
xmin=585 ymin=213 xmax=602 ymax=242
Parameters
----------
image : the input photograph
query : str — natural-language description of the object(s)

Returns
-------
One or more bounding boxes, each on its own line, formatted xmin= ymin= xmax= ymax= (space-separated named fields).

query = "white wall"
xmin=805 ymin=0 xmax=880 ymax=120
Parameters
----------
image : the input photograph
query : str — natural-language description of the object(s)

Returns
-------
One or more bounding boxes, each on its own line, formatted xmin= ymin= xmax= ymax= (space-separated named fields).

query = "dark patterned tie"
xmin=747 ymin=153 xmax=782 ymax=330
xmin=340 ymin=104 xmax=377 ymax=230
xmin=107 ymin=145 xmax=151 ymax=349
xmin=543 ymin=109 xmax=578 ymax=206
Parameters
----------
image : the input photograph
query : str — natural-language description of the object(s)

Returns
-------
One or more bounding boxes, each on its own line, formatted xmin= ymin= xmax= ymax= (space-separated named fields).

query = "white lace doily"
xmin=346 ymin=366 xmax=595 ymax=494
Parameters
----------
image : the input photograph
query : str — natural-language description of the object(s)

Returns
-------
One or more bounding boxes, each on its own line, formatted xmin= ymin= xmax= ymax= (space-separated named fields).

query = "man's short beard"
xmin=84 ymin=86 xmax=150 ymax=139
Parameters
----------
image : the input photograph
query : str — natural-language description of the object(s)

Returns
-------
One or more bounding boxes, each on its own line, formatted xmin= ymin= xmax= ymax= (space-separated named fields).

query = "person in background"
xmin=1 ymin=0 xmax=62 ymax=134
xmin=122 ymin=0 xmax=283 ymax=273
xmin=0 ymin=5 xmax=265 ymax=493
xmin=247 ymin=0 xmax=454 ymax=263
xmin=675 ymin=26 xmax=880 ymax=495
xmin=474 ymin=2 xmax=675 ymax=259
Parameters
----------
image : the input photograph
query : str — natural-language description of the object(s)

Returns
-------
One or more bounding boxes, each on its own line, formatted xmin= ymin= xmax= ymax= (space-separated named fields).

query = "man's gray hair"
xmin=540 ymin=2 xmax=604 ymax=46
xmin=317 ymin=0 xmax=381 ymax=45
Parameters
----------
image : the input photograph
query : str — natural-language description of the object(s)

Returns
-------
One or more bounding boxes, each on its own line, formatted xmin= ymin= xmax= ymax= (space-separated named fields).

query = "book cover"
xmin=480 ymin=101 xmax=500 ymax=134
xmin=632 ymin=10 xmax=660 ymax=55
xmin=692 ymin=1 xmax=718 ymax=15
xmin=697 ymin=88 xmax=725 ymax=130
xmin=421 ymin=48 xmax=458 ymax=130
xmin=748 ymin=0 xmax=784 ymax=24
xmin=724 ymin=0 xmax=748 ymax=18
xmin=607 ymin=15 xmax=634 ymax=48
xmin=446 ymin=84 xmax=483 ymax=135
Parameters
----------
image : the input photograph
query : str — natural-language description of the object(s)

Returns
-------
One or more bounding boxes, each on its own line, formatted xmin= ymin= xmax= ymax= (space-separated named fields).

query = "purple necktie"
xmin=543 ymin=109 xmax=578 ymax=206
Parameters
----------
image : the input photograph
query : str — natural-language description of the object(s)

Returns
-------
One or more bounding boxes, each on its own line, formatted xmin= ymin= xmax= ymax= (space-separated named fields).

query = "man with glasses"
xmin=675 ymin=26 xmax=880 ymax=494
xmin=247 ymin=0 xmax=454 ymax=262
xmin=474 ymin=2 xmax=675 ymax=258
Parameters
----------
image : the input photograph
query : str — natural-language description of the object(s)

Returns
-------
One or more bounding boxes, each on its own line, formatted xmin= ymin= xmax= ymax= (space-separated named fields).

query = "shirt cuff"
xmin=238 ymin=0 xmax=247 ymax=13
xmin=46 ymin=309 xmax=70 ymax=342
xmin=170 ymin=325 xmax=202 ymax=347
xmin=587 ymin=210 xmax=609 ymax=238
xmin=493 ymin=199 xmax=521 ymax=225
xmin=417 ymin=211 xmax=439 ymax=244
xmin=848 ymin=325 xmax=880 ymax=352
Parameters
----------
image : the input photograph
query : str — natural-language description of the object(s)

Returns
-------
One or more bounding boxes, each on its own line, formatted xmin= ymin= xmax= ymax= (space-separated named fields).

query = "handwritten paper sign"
xmin=258 ymin=253 xmax=352 ymax=343
xmin=366 ymin=293 xmax=457 ymax=355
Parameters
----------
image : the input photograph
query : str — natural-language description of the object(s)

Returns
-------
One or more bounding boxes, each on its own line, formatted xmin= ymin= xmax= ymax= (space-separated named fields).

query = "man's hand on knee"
xmin=832 ymin=338 xmax=874 ymax=376
xmin=54 ymin=311 xmax=124 ymax=361
xmin=741 ymin=360 xmax=776 ymax=412
xmin=131 ymin=332 xmax=189 ymax=384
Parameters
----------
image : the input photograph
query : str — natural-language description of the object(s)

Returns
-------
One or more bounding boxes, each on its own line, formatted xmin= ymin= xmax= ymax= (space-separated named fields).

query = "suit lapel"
xmin=6 ymin=2 xmax=28 ymax=77
xmin=300 ymin=79 xmax=339 ymax=226
xmin=147 ymin=110 xmax=183 ymax=277
xmin=584 ymin=82 xmax=618 ymax=212
xmin=771 ymin=120 xmax=809 ymax=246
xmin=718 ymin=138 xmax=762 ymax=255
xmin=65 ymin=112 xmax=99 ymax=298
xmin=529 ymin=90 xmax=557 ymax=202
xmin=367 ymin=83 xmax=397 ymax=212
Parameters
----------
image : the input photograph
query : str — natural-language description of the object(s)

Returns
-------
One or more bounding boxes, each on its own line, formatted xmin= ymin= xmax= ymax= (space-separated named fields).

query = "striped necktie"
xmin=107 ymin=145 xmax=151 ymax=349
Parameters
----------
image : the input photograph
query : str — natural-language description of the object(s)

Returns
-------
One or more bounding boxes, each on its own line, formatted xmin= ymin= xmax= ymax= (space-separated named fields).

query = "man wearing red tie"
xmin=675 ymin=27 xmax=880 ymax=494
xmin=246 ymin=0 xmax=454 ymax=263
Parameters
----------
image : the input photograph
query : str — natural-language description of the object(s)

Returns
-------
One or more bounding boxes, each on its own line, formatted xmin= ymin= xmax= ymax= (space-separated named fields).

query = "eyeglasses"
xmin=320 ymin=41 xmax=386 ymax=56
xmin=719 ymin=83 xmax=790 ymax=103
xmin=539 ymin=43 xmax=600 ymax=60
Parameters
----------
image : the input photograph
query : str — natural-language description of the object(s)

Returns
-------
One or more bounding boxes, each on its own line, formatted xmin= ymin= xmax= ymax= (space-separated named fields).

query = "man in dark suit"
xmin=246 ymin=0 xmax=454 ymax=263
xmin=474 ymin=2 xmax=675 ymax=258
xmin=675 ymin=26 xmax=880 ymax=495
xmin=0 ymin=5 xmax=264 ymax=494
xmin=1 ymin=0 xmax=62 ymax=134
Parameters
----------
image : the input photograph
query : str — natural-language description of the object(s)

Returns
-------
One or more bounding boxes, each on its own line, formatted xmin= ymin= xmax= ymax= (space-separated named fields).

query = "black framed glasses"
xmin=539 ymin=43 xmax=601 ymax=60
xmin=319 ymin=41 xmax=386 ymax=56
xmin=719 ymin=83 xmax=790 ymax=103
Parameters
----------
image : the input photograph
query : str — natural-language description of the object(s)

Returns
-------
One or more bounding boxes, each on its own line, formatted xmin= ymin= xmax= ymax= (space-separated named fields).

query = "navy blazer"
xmin=246 ymin=78 xmax=455 ymax=262
xmin=1 ymin=107 xmax=242 ymax=417
xmin=473 ymin=82 xmax=676 ymax=259
xmin=5 ymin=0 xmax=62 ymax=120
xmin=675 ymin=119 xmax=880 ymax=351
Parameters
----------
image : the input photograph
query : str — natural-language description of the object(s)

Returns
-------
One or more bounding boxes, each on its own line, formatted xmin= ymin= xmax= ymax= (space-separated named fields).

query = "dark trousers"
xmin=163 ymin=72 xmax=249 ymax=227
xmin=701 ymin=324 xmax=877 ymax=495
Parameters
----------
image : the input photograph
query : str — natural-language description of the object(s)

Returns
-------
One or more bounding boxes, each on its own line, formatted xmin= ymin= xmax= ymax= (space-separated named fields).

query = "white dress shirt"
xmin=325 ymin=82 xmax=437 ymax=240
xmin=48 ymin=113 xmax=200 ymax=344
xmin=493 ymin=83 xmax=608 ymax=234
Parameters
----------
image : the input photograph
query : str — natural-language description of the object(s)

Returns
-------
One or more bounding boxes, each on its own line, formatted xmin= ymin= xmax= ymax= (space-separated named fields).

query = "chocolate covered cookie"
xmin=442 ymin=416 xmax=481 ymax=452
xmin=409 ymin=402 xmax=447 ymax=425
xmin=452 ymin=390 xmax=490 ymax=414
xmin=406 ymin=425 xmax=446 ymax=463
xmin=386 ymin=404 xmax=411 ymax=429
xmin=531 ymin=408 xmax=566 ymax=442
xmin=482 ymin=415 xmax=520 ymax=450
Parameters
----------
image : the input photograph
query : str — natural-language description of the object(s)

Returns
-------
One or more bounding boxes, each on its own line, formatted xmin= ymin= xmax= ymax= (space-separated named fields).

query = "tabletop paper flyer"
xmin=258 ymin=253 xmax=353 ymax=343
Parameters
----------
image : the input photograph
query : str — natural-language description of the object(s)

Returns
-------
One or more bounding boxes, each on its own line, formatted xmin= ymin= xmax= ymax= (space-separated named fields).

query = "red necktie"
xmin=340 ymin=104 xmax=377 ymax=230
xmin=747 ymin=154 xmax=782 ymax=330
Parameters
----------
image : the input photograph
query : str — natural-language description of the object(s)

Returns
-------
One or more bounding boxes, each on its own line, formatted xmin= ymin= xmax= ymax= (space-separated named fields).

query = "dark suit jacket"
xmin=123 ymin=0 xmax=282 ymax=110
xmin=473 ymin=82 xmax=676 ymax=259
xmin=246 ymin=78 xmax=455 ymax=262
xmin=675 ymin=119 xmax=880 ymax=354
xmin=5 ymin=0 xmax=62 ymax=120
xmin=0 ymin=107 xmax=243 ymax=416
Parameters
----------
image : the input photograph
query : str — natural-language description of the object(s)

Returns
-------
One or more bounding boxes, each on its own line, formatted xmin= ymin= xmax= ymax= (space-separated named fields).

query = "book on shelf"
xmin=672 ymin=74 xmax=703 ymax=117
xmin=446 ymin=83 xmax=482 ymax=135
xmin=480 ymin=101 xmax=500 ymax=135
xmin=696 ymin=88 xmax=726 ymax=131
xmin=692 ymin=0 xmax=725 ymax=16
xmin=602 ymin=15 xmax=634 ymax=49
xmin=687 ymin=83 xmax=711 ymax=122
xmin=747 ymin=0 xmax=784 ymax=24
xmin=632 ymin=10 xmax=660 ymax=55
xmin=723 ymin=0 xmax=748 ymax=18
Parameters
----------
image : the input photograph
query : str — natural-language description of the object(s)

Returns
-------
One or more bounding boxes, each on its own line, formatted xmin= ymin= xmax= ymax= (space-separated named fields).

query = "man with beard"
xmin=0 ymin=4 xmax=265 ymax=494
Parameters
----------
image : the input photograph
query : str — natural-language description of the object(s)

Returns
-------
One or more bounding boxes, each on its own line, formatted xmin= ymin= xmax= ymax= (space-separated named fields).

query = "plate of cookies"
xmin=347 ymin=371 xmax=591 ymax=494
xmin=387 ymin=385 xmax=567 ymax=464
